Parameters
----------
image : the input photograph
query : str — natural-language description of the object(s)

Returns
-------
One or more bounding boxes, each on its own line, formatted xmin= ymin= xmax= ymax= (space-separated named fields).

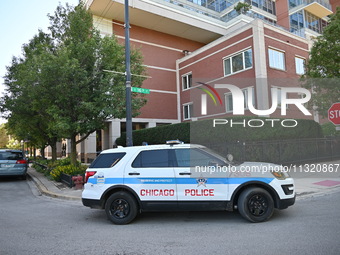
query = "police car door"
xmin=125 ymin=148 xmax=177 ymax=209
xmin=173 ymin=147 xmax=228 ymax=208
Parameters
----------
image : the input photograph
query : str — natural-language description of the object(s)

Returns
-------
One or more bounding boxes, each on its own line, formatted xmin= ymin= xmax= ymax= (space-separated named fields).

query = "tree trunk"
xmin=70 ymin=134 xmax=78 ymax=166
xmin=40 ymin=146 xmax=45 ymax=159
xmin=50 ymin=142 xmax=57 ymax=161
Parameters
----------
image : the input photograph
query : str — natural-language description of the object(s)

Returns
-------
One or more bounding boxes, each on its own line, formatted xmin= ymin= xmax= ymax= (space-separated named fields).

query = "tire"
xmin=237 ymin=187 xmax=274 ymax=223
xmin=105 ymin=192 xmax=138 ymax=225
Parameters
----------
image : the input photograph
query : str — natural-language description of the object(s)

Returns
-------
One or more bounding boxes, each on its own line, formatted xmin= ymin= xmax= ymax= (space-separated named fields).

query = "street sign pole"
xmin=125 ymin=0 xmax=133 ymax=147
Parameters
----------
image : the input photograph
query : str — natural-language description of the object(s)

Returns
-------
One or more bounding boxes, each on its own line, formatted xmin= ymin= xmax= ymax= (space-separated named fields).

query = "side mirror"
xmin=226 ymin=154 xmax=233 ymax=162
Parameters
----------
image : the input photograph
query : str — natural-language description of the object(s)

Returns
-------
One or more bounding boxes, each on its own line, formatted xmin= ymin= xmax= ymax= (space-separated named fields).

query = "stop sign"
xmin=328 ymin=103 xmax=340 ymax=125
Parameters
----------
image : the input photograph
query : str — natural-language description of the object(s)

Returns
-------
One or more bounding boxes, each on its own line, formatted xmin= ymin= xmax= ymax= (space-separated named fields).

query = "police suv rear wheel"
xmin=237 ymin=187 xmax=274 ymax=223
xmin=105 ymin=192 xmax=138 ymax=225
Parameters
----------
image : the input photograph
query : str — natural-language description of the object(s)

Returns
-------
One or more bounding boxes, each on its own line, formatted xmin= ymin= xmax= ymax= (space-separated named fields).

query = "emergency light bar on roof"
xmin=166 ymin=140 xmax=184 ymax=145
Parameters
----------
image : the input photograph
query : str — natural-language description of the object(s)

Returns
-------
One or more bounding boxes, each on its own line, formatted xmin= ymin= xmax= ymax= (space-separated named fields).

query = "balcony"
xmin=289 ymin=0 xmax=332 ymax=18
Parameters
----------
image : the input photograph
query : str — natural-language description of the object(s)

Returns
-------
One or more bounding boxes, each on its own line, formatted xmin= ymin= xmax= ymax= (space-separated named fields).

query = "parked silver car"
xmin=0 ymin=149 xmax=28 ymax=179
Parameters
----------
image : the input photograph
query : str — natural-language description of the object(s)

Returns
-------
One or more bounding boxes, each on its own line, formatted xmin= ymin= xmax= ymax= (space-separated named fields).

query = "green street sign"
xmin=131 ymin=87 xmax=150 ymax=94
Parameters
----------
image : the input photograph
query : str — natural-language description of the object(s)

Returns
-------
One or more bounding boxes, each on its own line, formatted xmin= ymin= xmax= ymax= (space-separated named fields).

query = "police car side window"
xmin=174 ymin=149 xmax=190 ymax=167
xmin=89 ymin=153 xmax=126 ymax=168
xmin=174 ymin=149 xmax=224 ymax=167
xmin=132 ymin=150 xmax=171 ymax=168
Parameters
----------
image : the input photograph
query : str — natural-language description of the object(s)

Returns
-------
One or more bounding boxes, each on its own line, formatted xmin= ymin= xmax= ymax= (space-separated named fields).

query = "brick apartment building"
xmin=54 ymin=0 xmax=338 ymax=162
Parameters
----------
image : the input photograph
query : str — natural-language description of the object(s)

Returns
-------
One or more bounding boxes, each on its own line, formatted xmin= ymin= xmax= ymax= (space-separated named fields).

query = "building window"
xmin=225 ymin=87 xmax=255 ymax=112
xmin=288 ymin=0 xmax=301 ymax=9
xmin=225 ymin=93 xmax=233 ymax=112
xmin=183 ymin=103 xmax=193 ymax=120
xmin=246 ymin=0 xmax=276 ymax=15
xmin=182 ymin=73 xmax=192 ymax=90
xmin=268 ymin=48 xmax=285 ymax=71
xmin=305 ymin=11 xmax=327 ymax=34
xmin=271 ymin=87 xmax=288 ymax=109
xmin=223 ymin=48 xmax=253 ymax=76
xmin=295 ymin=57 xmax=306 ymax=75
xmin=290 ymin=10 xmax=304 ymax=33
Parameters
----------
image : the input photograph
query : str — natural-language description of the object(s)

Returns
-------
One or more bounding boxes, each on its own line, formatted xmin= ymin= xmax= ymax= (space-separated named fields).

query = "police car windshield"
xmin=199 ymin=147 xmax=228 ymax=166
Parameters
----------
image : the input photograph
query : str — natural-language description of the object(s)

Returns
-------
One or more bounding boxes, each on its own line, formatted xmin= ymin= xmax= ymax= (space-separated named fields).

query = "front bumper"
xmin=277 ymin=195 xmax=296 ymax=209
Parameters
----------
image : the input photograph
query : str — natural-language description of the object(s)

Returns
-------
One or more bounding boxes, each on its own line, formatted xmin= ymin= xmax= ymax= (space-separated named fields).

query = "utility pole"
xmin=124 ymin=0 xmax=133 ymax=146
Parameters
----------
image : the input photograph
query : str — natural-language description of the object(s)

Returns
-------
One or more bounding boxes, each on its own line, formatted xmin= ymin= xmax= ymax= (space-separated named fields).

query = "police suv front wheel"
xmin=237 ymin=187 xmax=274 ymax=223
xmin=105 ymin=192 xmax=138 ymax=225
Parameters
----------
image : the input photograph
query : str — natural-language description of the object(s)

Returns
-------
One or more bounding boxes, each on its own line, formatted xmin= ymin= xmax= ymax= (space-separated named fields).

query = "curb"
xmin=28 ymin=172 xmax=81 ymax=201
xmin=296 ymin=185 xmax=340 ymax=200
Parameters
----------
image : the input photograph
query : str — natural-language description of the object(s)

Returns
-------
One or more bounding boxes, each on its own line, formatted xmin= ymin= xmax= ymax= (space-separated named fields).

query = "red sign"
xmin=328 ymin=103 xmax=340 ymax=125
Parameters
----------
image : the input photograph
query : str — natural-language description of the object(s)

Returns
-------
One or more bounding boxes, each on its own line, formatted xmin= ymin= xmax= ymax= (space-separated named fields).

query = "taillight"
xmin=16 ymin=159 xmax=27 ymax=164
xmin=85 ymin=171 xmax=97 ymax=183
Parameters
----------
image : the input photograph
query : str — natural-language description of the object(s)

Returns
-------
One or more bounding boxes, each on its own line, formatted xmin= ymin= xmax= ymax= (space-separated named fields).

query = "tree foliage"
xmin=305 ymin=8 xmax=340 ymax=78
xmin=1 ymin=3 xmax=147 ymax=164
xmin=0 ymin=124 xmax=8 ymax=148
xmin=1 ymin=31 xmax=56 ymax=156
xmin=303 ymin=7 xmax=340 ymax=117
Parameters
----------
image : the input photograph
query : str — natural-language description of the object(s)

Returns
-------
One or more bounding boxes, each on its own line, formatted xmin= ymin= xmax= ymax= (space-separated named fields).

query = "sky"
xmin=0 ymin=0 xmax=80 ymax=123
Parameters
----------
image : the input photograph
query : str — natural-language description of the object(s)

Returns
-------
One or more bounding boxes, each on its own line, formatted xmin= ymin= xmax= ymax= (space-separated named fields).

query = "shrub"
xmin=116 ymin=122 xmax=190 ymax=146
xmin=31 ymin=159 xmax=49 ymax=173
xmin=116 ymin=117 xmax=323 ymax=146
xmin=321 ymin=122 xmax=340 ymax=137
xmin=50 ymin=164 xmax=87 ymax=181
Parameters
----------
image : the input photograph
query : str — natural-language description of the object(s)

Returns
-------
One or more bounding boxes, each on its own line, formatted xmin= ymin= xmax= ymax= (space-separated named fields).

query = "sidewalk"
xmin=27 ymin=160 xmax=340 ymax=202
xmin=28 ymin=168 xmax=82 ymax=201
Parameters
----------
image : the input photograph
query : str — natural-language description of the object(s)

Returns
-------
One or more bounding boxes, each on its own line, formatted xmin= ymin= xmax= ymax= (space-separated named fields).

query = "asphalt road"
xmin=0 ymin=177 xmax=339 ymax=255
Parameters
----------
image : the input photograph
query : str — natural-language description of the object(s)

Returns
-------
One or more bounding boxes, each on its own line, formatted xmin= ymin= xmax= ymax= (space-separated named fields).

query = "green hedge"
xmin=116 ymin=117 xmax=323 ymax=146
xmin=321 ymin=122 xmax=340 ymax=137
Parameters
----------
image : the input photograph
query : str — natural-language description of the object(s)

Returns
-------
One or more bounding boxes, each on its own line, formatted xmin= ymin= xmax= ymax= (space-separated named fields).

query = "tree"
xmin=1 ymin=31 xmax=61 ymax=159
xmin=1 ymin=3 xmax=147 ymax=165
xmin=302 ymin=7 xmax=340 ymax=117
xmin=46 ymin=3 xmax=146 ymax=164
xmin=234 ymin=2 xmax=252 ymax=14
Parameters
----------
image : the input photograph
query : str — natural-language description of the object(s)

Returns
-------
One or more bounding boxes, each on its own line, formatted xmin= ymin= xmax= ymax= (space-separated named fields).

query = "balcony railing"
xmin=162 ymin=0 xmax=239 ymax=14
xmin=160 ymin=0 xmax=308 ymax=38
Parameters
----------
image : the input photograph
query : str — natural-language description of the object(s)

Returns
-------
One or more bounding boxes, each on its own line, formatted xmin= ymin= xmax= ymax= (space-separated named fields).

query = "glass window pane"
xmin=184 ymin=104 xmax=192 ymax=119
xmin=0 ymin=151 xmax=24 ymax=160
xmin=184 ymin=105 xmax=189 ymax=119
xmin=232 ymin=53 xmax=243 ymax=72
xmin=268 ymin=49 xmax=285 ymax=70
xmin=244 ymin=49 xmax=253 ymax=68
xmin=225 ymin=94 xmax=233 ymax=112
xmin=190 ymin=148 xmax=226 ymax=166
xmin=243 ymin=89 xmax=248 ymax=109
xmin=90 ymin=153 xmax=126 ymax=168
xmin=174 ymin=149 xmax=191 ymax=167
xmin=182 ymin=74 xmax=192 ymax=90
xmin=295 ymin=57 xmax=305 ymax=75
xmin=182 ymin=76 xmax=187 ymax=90
xmin=132 ymin=150 xmax=170 ymax=168
xmin=224 ymin=58 xmax=231 ymax=75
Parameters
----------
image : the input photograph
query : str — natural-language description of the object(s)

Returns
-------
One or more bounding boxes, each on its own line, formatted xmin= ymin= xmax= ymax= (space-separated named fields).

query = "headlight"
xmin=270 ymin=169 xmax=290 ymax=180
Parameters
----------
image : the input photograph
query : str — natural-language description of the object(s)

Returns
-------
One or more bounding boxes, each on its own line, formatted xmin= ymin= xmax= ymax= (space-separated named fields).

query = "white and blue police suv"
xmin=82 ymin=141 xmax=295 ymax=224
